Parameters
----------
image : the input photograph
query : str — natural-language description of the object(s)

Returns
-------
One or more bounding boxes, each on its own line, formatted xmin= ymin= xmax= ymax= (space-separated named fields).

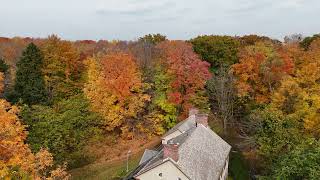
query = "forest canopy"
xmin=1 ymin=33 xmax=320 ymax=179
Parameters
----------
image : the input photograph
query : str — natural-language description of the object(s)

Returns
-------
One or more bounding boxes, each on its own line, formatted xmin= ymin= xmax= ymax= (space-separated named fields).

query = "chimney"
xmin=163 ymin=142 xmax=179 ymax=162
xmin=196 ymin=114 xmax=208 ymax=127
xmin=189 ymin=107 xmax=199 ymax=118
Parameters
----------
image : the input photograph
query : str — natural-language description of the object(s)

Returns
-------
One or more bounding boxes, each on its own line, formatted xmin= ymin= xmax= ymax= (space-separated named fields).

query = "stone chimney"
xmin=196 ymin=114 xmax=208 ymax=127
xmin=163 ymin=142 xmax=179 ymax=162
xmin=189 ymin=107 xmax=199 ymax=118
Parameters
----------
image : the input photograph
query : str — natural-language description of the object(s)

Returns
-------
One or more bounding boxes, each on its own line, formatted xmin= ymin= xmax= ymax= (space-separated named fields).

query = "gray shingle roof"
xmin=139 ymin=149 xmax=158 ymax=165
xmin=132 ymin=124 xmax=231 ymax=180
xmin=162 ymin=116 xmax=196 ymax=137
xmin=168 ymin=127 xmax=196 ymax=145
xmin=177 ymin=125 xmax=231 ymax=180
xmin=136 ymin=149 xmax=164 ymax=175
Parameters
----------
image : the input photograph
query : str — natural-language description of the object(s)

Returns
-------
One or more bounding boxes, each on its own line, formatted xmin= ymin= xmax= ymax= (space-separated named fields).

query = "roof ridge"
xmin=167 ymin=126 xmax=197 ymax=146
xmin=176 ymin=125 xmax=231 ymax=180
xmin=162 ymin=116 xmax=194 ymax=137
xmin=202 ymin=125 xmax=232 ymax=148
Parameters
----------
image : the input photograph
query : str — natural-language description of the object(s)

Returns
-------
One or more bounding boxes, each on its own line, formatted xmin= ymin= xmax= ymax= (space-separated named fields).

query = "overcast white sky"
xmin=0 ymin=0 xmax=319 ymax=41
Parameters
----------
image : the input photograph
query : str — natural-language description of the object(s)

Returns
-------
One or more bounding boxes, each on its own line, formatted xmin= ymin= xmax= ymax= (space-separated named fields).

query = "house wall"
xmin=162 ymin=131 xmax=182 ymax=144
xmin=136 ymin=161 xmax=189 ymax=180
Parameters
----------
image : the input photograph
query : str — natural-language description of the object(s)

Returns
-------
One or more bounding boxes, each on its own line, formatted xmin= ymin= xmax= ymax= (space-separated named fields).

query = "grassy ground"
xmin=229 ymin=151 xmax=250 ymax=180
xmin=71 ymin=152 xmax=142 ymax=180
xmin=70 ymin=137 xmax=161 ymax=180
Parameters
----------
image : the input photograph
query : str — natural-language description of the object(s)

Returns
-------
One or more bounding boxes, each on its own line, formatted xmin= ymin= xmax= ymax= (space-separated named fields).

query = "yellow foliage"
xmin=137 ymin=111 xmax=166 ymax=138
xmin=84 ymin=54 xmax=150 ymax=134
xmin=0 ymin=99 xmax=70 ymax=179
xmin=84 ymin=58 xmax=123 ymax=131
xmin=35 ymin=148 xmax=54 ymax=173
xmin=0 ymin=99 xmax=34 ymax=177
xmin=46 ymin=163 xmax=70 ymax=180
xmin=271 ymin=39 xmax=320 ymax=135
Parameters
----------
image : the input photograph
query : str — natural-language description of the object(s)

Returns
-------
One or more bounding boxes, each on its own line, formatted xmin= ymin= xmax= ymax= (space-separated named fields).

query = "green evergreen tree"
xmin=0 ymin=58 xmax=9 ymax=73
xmin=13 ymin=43 xmax=47 ymax=104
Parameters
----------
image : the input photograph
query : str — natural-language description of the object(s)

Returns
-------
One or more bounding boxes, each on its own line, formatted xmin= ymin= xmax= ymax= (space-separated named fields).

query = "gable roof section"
xmin=124 ymin=150 xmax=163 ymax=180
xmin=177 ymin=125 xmax=231 ymax=180
xmin=162 ymin=116 xmax=196 ymax=138
xmin=133 ymin=149 xmax=191 ymax=179
xmin=131 ymin=125 xmax=231 ymax=180
xmin=139 ymin=149 xmax=158 ymax=165
xmin=169 ymin=127 xmax=196 ymax=145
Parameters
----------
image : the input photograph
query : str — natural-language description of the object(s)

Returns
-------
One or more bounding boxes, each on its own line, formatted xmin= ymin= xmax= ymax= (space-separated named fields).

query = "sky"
xmin=0 ymin=0 xmax=319 ymax=41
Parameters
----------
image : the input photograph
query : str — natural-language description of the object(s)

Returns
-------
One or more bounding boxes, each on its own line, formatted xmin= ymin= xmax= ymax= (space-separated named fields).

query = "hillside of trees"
xmin=1 ymin=33 xmax=320 ymax=179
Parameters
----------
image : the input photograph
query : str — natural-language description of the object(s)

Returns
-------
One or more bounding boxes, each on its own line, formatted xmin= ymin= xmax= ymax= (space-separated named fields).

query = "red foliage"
xmin=78 ymin=40 xmax=96 ymax=44
xmin=0 ymin=37 xmax=10 ymax=42
xmin=156 ymin=41 xmax=211 ymax=116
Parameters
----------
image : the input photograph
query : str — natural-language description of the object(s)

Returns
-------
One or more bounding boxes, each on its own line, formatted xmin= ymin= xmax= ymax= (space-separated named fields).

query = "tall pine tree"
xmin=14 ymin=43 xmax=47 ymax=104
xmin=0 ymin=58 xmax=9 ymax=73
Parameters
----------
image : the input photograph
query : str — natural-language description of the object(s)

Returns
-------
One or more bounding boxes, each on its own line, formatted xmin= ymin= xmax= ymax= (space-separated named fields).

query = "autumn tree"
xmin=139 ymin=34 xmax=167 ymax=45
xmin=0 ymin=58 xmax=8 ymax=73
xmin=271 ymin=39 xmax=320 ymax=136
xmin=0 ymin=99 xmax=34 ymax=177
xmin=245 ymin=107 xmax=305 ymax=176
xmin=41 ymin=35 xmax=81 ymax=102
xmin=269 ymin=139 xmax=320 ymax=179
xmin=144 ymin=65 xmax=178 ymax=131
xmin=190 ymin=35 xmax=240 ymax=70
xmin=232 ymin=42 xmax=294 ymax=103
xmin=13 ymin=43 xmax=47 ymax=105
xmin=74 ymin=40 xmax=97 ymax=61
xmin=284 ymin=34 xmax=303 ymax=44
xmin=207 ymin=67 xmax=236 ymax=133
xmin=0 ymin=59 xmax=7 ymax=96
xmin=156 ymin=41 xmax=211 ymax=118
xmin=0 ymin=37 xmax=29 ymax=89
xmin=246 ymin=104 xmax=320 ymax=178
xmin=190 ymin=36 xmax=241 ymax=133
xmin=0 ymin=99 xmax=69 ymax=179
xmin=84 ymin=53 xmax=150 ymax=137
xmin=238 ymin=35 xmax=275 ymax=47
xmin=0 ymin=59 xmax=9 ymax=97
xmin=129 ymin=40 xmax=156 ymax=75
xmin=21 ymin=95 xmax=102 ymax=168
xmin=240 ymin=39 xmax=320 ymax=178
xmin=300 ymin=33 xmax=320 ymax=50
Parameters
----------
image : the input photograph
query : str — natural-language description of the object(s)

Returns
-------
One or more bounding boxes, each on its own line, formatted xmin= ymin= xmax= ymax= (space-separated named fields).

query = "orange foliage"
xmin=42 ymin=35 xmax=80 ymax=80
xmin=84 ymin=53 xmax=150 ymax=134
xmin=101 ymin=53 xmax=143 ymax=99
xmin=232 ymin=42 xmax=294 ymax=103
xmin=0 ymin=99 xmax=34 ymax=176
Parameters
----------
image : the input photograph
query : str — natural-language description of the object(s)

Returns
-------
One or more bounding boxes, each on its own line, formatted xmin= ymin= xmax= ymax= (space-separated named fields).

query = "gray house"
xmin=126 ymin=108 xmax=231 ymax=180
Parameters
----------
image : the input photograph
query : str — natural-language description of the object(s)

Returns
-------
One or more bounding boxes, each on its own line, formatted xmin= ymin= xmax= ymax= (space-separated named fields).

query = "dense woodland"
xmin=1 ymin=33 xmax=320 ymax=179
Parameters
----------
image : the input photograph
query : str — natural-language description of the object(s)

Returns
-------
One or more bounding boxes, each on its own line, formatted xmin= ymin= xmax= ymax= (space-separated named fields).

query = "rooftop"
xmin=129 ymin=124 xmax=231 ymax=180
